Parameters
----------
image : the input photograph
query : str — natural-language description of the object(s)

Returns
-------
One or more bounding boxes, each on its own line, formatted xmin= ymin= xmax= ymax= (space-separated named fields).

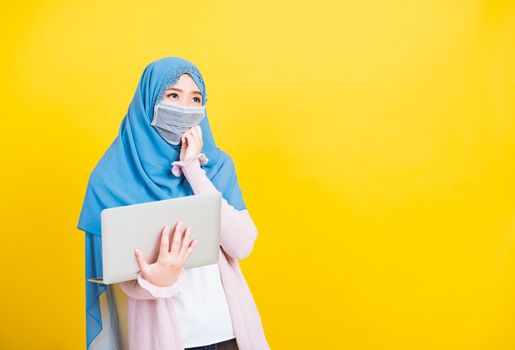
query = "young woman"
xmin=77 ymin=57 xmax=270 ymax=350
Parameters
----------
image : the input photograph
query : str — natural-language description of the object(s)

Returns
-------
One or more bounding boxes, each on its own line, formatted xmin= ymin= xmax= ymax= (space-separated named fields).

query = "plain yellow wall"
xmin=1 ymin=0 xmax=514 ymax=349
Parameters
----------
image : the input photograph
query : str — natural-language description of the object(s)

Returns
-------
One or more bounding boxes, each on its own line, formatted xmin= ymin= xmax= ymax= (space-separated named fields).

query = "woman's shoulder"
xmin=215 ymin=148 xmax=236 ymax=169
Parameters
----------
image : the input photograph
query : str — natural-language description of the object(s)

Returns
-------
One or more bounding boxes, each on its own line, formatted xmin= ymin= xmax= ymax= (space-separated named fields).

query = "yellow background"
xmin=1 ymin=0 xmax=514 ymax=349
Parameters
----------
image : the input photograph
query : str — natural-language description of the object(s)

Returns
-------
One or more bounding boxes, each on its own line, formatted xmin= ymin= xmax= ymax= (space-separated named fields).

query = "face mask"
xmin=151 ymin=102 xmax=206 ymax=145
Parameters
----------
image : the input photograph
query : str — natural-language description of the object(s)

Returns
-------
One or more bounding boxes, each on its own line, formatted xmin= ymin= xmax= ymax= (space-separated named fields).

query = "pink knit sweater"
xmin=119 ymin=155 xmax=271 ymax=350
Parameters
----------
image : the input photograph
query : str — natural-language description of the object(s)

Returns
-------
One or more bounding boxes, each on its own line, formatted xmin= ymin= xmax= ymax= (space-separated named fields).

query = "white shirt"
xmin=172 ymin=263 xmax=236 ymax=347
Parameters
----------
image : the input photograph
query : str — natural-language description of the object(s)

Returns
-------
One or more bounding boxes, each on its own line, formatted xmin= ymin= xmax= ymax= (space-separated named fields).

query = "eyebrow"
xmin=166 ymin=87 xmax=202 ymax=96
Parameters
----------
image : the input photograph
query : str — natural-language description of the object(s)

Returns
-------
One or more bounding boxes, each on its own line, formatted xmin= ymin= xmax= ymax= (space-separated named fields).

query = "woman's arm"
xmin=119 ymin=267 xmax=188 ymax=300
xmin=172 ymin=154 xmax=258 ymax=260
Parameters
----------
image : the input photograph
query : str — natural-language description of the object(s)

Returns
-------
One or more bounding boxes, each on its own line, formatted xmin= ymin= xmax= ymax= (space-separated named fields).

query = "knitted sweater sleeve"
xmin=119 ymin=267 xmax=188 ymax=300
xmin=171 ymin=154 xmax=258 ymax=260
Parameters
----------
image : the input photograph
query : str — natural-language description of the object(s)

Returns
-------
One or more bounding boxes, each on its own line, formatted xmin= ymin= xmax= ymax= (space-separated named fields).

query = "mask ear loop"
xmin=151 ymin=94 xmax=165 ymax=122
xmin=150 ymin=102 xmax=160 ymax=127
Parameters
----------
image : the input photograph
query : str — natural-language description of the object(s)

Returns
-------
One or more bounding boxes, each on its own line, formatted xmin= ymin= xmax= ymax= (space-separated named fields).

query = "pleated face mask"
xmin=151 ymin=101 xmax=206 ymax=145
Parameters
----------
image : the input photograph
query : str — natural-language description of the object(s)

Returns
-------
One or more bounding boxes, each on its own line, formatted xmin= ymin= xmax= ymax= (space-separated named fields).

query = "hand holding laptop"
xmin=134 ymin=220 xmax=198 ymax=287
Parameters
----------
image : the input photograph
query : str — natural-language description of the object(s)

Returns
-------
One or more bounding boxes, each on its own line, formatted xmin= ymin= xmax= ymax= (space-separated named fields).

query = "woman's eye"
xmin=193 ymin=97 xmax=201 ymax=103
xmin=170 ymin=93 xmax=178 ymax=99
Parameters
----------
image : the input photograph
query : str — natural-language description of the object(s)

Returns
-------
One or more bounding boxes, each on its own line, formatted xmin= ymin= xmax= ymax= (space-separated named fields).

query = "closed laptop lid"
xmin=93 ymin=192 xmax=221 ymax=285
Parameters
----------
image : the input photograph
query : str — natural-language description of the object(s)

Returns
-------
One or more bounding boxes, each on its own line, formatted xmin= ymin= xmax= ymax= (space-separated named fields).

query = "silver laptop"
xmin=88 ymin=192 xmax=222 ymax=285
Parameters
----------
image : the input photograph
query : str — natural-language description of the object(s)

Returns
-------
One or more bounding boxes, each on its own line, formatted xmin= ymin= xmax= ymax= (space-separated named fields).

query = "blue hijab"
xmin=76 ymin=56 xmax=246 ymax=348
